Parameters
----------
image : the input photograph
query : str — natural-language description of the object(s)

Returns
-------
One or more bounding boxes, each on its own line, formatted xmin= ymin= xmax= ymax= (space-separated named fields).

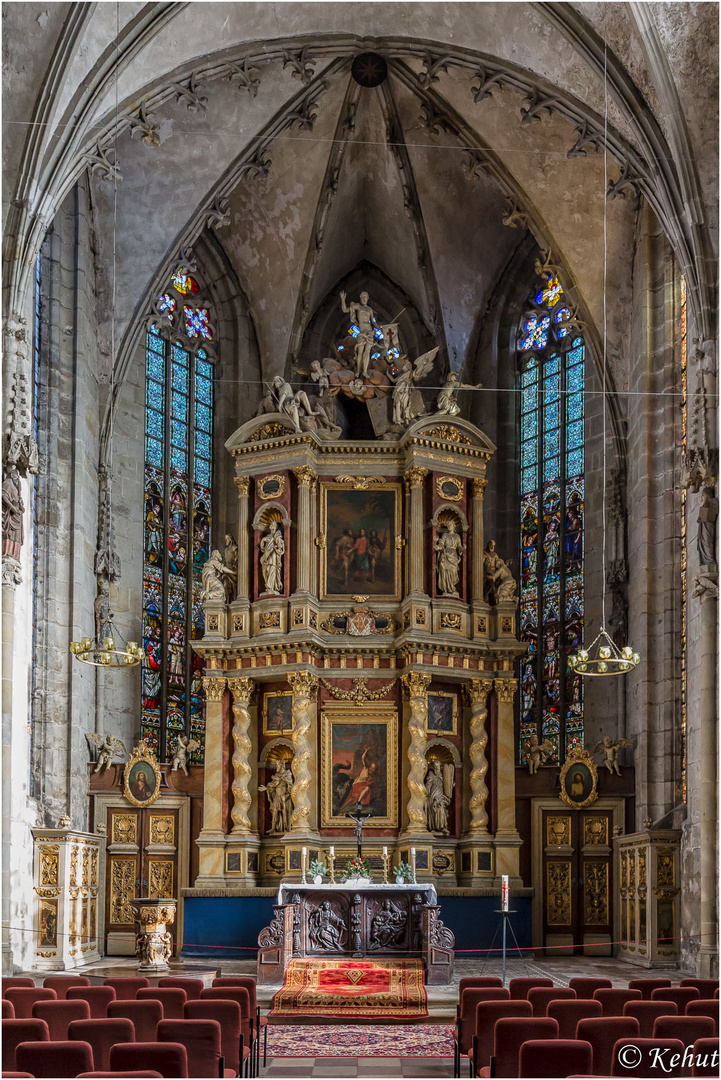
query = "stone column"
xmin=471 ymin=478 xmax=487 ymax=601
xmin=227 ymin=677 xmax=254 ymax=834
xmin=288 ymin=671 xmax=319 ymax=836
xmin=293 ymin=467 xmax=316 ymax=595
xmin=404 ymin=467 xmax=428 ymax=595
xmin=309 ymin=475 xmax=318 ymax=597
xmin=493 ymin=678 xmax=522 ymax=880
xmin=465 ymin=678 xmax=494 ymax=833
xmin=196 ymin=676 xmax=227 ymax=884
xmin=401 ymin=672 xmax=432 ymax=835
xmin=697 ymin=592 xmax=718 ymax=976
xmin=233 ymin=476 xmax=251 ymax=599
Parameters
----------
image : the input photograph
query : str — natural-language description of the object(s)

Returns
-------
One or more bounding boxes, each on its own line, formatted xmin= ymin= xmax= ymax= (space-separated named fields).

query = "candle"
xmin=411 ymin=847 xmax=417 ymax=882
xmin=383 ymin=846 xmax=388 ymax=856
xmin=502 ymin=875 xmax=509 ymax=912
xmin=411 ymin=847 xmax=415 ymax=855
xmin=329 ymin=846 xmax=334 ymax=855
xmin=302 ymin=847 xmax=307 ymax=856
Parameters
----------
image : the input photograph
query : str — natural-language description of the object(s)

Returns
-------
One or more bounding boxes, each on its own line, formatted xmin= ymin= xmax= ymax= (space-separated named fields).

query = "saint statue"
xmin=435 ymin=520 xmax=464 ymax=596
xmin=425 ymin=759 xmax=453 ymax=834
xmin=2 ymin=467 xmax=24 ymax=561
xmin=483 ymin=540 xmax=517 ymax=604
xmin=697 ymin=486 xmax=718 ymax=566
xmin=260 ymin=520 xmax=284 ymax=594
xmin=201 ymin=549 xmax=230 ymax=602
xmin=340 ymin=290 xmax=377 ymax=377
xmin=308 ymin=900 xmax=346 ymax=950
xmin=224 ymin=534 xmax=238 ymax=601
xmin=259 ymin=758 xmax=293 ymax=834
xmin=94 ymin=579 xmax=113 ymax=643
xmin=435 ymin=371 xmax=482 ymax=416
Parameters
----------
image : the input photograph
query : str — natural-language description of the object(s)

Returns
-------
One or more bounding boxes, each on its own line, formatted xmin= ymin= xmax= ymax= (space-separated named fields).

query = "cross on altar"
xmin=346 ymin=800 xmax=372 ymax=859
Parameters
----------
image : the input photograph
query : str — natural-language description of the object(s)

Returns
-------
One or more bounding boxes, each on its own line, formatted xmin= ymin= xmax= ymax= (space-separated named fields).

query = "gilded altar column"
xmin=227 ymin=677 xmax=254 ymax=834
xmin=309 ymin=474 xmax=318 ymax=597
xmin=405 ymin=467 xmax=428 ymax=595
xmin=196 ymin=676 xmax=227 ymax=885
xmin=288 ymin=671 xmax=320 ymax=838
xmin=493 ymin=678 xmax=522 ymax=881
xmin=465 ymin=678 xmax=494 ymax=832
xmin=232 ymin=477 xmax=251 ymax=638
xmin=401 ymin=672 xmax=432 ymax=836
xmin=293 ymin=467 xmax=316 ymax=595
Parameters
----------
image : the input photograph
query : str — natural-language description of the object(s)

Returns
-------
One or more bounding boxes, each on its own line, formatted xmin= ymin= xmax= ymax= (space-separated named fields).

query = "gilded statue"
xmin=260 ymin=520 xmax=284 ymax=595
xmin=435 ymin=520 xmax=464 ymax=596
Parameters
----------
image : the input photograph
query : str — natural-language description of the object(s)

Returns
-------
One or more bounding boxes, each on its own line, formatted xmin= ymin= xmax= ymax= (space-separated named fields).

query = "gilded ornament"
xmin=321 ymin=677 xmax=396 ymax=704
xmin=435 ymin=476 xmax=464 ymax=501
xmin=202 ymin=676 xmax=226 ymax=702
xmin=401 ymin=672 xmax=432 ymax=698
xmin=232 ymin=613 xmax=245 ymax=633
xmin=547 ymin=816 xmax=571 ymax=846
xmin=440 ymin=612 xmax=462 ymax=631
xmin=315 ymin=534 xmax=327 ymax=548
xmin=425 ymin=424 xmax=473 ymax=445
xmin=233 ymin=475 xmax=251 ymax=496
xmin=148 ymin=860 xmax=174 ymax=898
xmin=493 ymin=678 xmax=518 ymax=704
xmin=404 ymin=466 xmax=428 ymax=489
xmin=293 ymin=466 xmax=316 ymax=487
xmin=335 ymin=475 xmax=386 ymax=490
xmin=258 ymin=611 xmax=281 ymax=630
xmin=228 ymin=677 xmax=254 ymax=833
xmin=39 ymin=849 xmax=59 ymax=887
xmin=584 ymin=817 xmax=608 ymax=846
xmin=122 ymin=741 xmax=163 ymax=808
xmin=583 ymin=863 xmax=609 ymax=924
xmin=471 ymin=477 xmax=488 ymax=496
xmin=248 ymin=423 xmax=289 ymax=443
xmin=149 ymin=815 xmax=175 ymax=846
xmin=558 ymin=747 xmax=599 ymax=809
xmin=110 ymin=858 xmax=136 ymax=924
xmin=288 ymin=671 xmax=319 ymax=699
xmin=547 ymin=862 xmax=572 ymax=925
xmin=111 ymin=814 xmax=138 ymax=845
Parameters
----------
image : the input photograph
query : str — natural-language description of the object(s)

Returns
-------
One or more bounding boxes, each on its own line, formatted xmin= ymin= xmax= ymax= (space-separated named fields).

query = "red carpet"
xmin=270 ymin=958 xmax=428 ymax=1020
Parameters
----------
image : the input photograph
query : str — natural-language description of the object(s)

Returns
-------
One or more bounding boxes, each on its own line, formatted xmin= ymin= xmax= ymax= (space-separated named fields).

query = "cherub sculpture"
xmin=171 ymin=734 xmax=200 ymax=776
xmin=524 ymin=733 xmax=554 ymax=774
xmin=593 ymin=735 xmax=634 ymax=775
xmin=435 ymin=371 xmax=482 ymax=416
xmin=85 ymin=733 xmax=127 ymax=773
xmin=389 ymin=347 xmax=438 ymax=428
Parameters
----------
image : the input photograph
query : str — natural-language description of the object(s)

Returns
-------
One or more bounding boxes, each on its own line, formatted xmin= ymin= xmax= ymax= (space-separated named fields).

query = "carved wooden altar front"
xmin=257 ymin=884 xmax=454 ymax=984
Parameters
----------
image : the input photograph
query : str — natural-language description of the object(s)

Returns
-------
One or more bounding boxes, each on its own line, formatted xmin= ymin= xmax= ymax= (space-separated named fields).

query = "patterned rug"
xmin=266 ymin=1023 xmax=454 ymax=1056
xmin=270 ymin=958 xmax=428 ymax=1020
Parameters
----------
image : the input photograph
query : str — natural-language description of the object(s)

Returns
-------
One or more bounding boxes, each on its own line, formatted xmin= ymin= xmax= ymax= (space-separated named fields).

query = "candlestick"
xmin=502 ymin=874 xmax=509 ymax=912
xmin=329 ymin=847 xmax=336 ymax=884
xmin=411 ymin=847 xmax=417 ymax=884
xmin=382 ymin=847 xmax=389 ymax=884
xmin=302 ymin=847 xmax=307 ymax=884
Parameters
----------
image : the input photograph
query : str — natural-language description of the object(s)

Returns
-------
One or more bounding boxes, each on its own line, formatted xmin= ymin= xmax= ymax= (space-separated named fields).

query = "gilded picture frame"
xmin=426 ymin=691 xmax=458 ymax=735
xmin=320 ymin=482 xmax=402 ymax=601
xmin=559 ymin=747 xmax=599 ymax=809
xmin=123 ymin=741 xmax=162 ymax=808
xmin=321 ymin=706 xmax=398 ymax=828
xmin=263 ymin=690 xmax=294 ymax=735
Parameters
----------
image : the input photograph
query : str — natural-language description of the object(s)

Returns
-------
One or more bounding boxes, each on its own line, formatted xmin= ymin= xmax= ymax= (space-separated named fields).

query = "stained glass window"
xmin=142 ymin=277 xmax=214 ymax=765
xmin=519 ymin=273 xmax=585 ymax=765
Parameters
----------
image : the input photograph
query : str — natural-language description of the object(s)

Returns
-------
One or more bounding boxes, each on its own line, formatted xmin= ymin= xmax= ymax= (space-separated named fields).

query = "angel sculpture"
xmin=271 ymin=376 xmax=341 ymax=438
xmin=435 ymin=371 xmax=482 ymax=417
xmin=389 ymin=347 xmax=439 ymax=428
xmin=86 ymin=733 xmax=126 ymax=773
xmin=593 ymin=735 xmax=633 ymax=775
xmin=171 ymin=734 xmax=199 ymax=776
xmin=524 ymin=733 xmax=554 ymax=774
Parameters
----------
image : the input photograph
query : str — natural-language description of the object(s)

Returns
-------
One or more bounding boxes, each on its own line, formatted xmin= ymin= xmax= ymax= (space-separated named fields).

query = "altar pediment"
xmin=402 ymin=414 xmax=497 ymax=457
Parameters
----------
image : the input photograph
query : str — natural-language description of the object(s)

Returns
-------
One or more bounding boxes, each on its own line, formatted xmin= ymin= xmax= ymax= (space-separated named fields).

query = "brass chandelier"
xmin=70 ymin=625 xmax=143 ymax=668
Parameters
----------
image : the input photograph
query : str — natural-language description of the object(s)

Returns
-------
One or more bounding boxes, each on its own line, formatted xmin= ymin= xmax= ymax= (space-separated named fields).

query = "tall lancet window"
xmin=518 ymin=272 xmax=585 ymax=765
xmin=141 ymin=267 xmax=215 ymax=764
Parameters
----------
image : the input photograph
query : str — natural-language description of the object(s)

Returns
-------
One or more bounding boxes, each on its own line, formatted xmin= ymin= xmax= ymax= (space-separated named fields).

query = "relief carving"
xmin=308 ymin=899 xmax=347 ymax=950
xmin=148 ymin=861 xmax=174 ymax=898
xmin=112 ymin=814 xmax=138 ymax=845
xmin=110 ymin=858 xmax=136 ymax=924
xmin=369 ymin=899 xmax=407 ymax=950
xmin=583 ymin=863 xmax=609 ymax=925
xmin=583 ymin=817 xmax=608 ymax=846
xmin=547 ymin=816 xmax=571 ymax=846
xmin=149 ymin=816 xmax=175 ymax=846
xmin=547 ymin=862 xmax=571 ymax=925
xmin=39 ymin=849 xmax=59 ymax=886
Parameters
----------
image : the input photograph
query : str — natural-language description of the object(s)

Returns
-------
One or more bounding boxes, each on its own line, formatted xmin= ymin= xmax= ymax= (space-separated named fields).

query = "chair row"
xmin=457 ymin=975 xmax=719 ymax=1004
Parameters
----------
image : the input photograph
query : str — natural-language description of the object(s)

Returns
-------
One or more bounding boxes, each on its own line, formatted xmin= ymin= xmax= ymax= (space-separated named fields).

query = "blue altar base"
xmin=181 ymin=893 xmax=533 ymax=959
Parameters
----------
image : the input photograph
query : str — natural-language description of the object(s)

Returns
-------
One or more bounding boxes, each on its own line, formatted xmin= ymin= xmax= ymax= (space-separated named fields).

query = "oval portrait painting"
xmin=123 ymin=742 xmax=162 ymax=807
xmin=128 ymin=763 xmax=157 ymax=803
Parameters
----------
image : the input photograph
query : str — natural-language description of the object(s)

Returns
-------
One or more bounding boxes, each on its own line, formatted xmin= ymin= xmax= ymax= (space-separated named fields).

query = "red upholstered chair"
xmin=185 ymin=999 xmax=248 ymax=1078
xmin=103 ymin=977 xmax=150 ymax=1000
xmin=478 ymin=1016 xmax=558 ymax=1078
xmin=527 ymin=986 xmax=576 ymax=1016
xmin=653 ymin=1014 xmax=716 ymax=1045
xmin=43 ymin=974 xmax=91 ymax=999
xmin=67 ymin=985 xmax=117 ymax=1018
xmin=2 ymin=998 xmax=15 ymax=1018
xmin=15 ymin=1038 xmax=94 ymax=1077
xmin=137 ymin=987 xmax=187 ymax=1020
xmin=686 ymin=1000 xmax=720 ymax=1033
xmin=652 ymin=986 xmax=701 ymax=1012
xmin=547 ymin=998 xmax=602 ymax=1038
xmin=692 ymin=1037 xmax=720 ymax=1077
xmin=69 ymin=1018 xmax=136 ymax=1071
xmin=623 ymin=999 xmax=678 ymax=1037
xmin=469 ymin=1000 xmax=532 ymax=1076
xmin=158 ymin=978 xmax=204 ymax=1001
xmin=109 ymin=1042 xmax=189 ymax=1078
xmin=211 ymin=976 xmax=266 ymax=1069
xmin=157 ymin=1019 xmax=231 ymax=1078
xmin=568 ymin=976 xmax=613 ymax=999
xmin=593 ymin=987 xmax=643 ymax=1015
xmin=1 ymin=1073 xmax=35 ymax=1078
xmin=199 ymin=988 xmax=252 ymax=1055
xmin=508 ymin=976 xmax=553 ymax=1000
xmin=519 ymin=1038 xmax=593 ymax=1078
xmin=611 ymin=1037 xmax=685 ymax=1077
xmin=576 ymin=1016 xmax=641 ymax=1076
xmin=108 ymin=999 xmax=164 ymax=1041
xmin=455 ymin=987 xmax=511 ymax=1075
xmin=4 ymin=987 xmax=56 ymax=1018
xmin=2 ymin=1018 xmax=50 ymax=1071
xmin=77 ymin=1073 xmax=164 ymax=1078
xmin=2 ymin=978 xmax=35 ymax=993
xmin=715 ymin=989 xmax=720 ymax=999
xmin=457 ymin=976 xmax=504 ymax=996
xmin=680 ymin=979 xmax=720 ymax=999
xmin=32 ymin=997 xmax=91 ymax=1038
xmin=628 ymin=977 xmax=673 ymax=999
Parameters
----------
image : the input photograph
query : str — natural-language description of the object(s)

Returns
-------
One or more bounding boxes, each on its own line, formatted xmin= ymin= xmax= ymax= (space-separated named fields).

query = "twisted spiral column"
xmin=466 ymin=679 xmax=494 ymax=832
xmin=402 ymin=672 xmax=432 ymax=834
xmin=227 ymin=676 xmax=254 ymax=834
xmin=288 ymin=671 xmax=318 ymax=832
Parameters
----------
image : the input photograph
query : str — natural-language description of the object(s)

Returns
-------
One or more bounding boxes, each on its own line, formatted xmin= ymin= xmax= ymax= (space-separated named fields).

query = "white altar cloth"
xmin=277 ymin=881 xmax=438 ymax=904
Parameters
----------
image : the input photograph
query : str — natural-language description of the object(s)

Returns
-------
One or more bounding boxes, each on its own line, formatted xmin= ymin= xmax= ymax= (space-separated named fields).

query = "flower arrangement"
xmin=393 ymin=860 xmax=413 ymax=882
xmin=341 ymin=856 xmax=372 ymax=882
xmin=308 ymin=859 xmax=326 ymax=880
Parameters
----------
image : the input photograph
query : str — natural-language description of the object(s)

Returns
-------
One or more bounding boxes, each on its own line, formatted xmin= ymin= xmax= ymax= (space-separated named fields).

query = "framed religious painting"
xmin=321 ymin=706 xmax=398 ymax=828
xmin=263 ymin=690 xmax=294 ymax=735
xmin=320 ymin=482 xmax=402 ymax=600
xmin=123 ymin=741 xmax=162 ymax=808
xmin=559 ymin=747 xmax=598 ymax=808
xmin=427 ymin=691 xmax=457 ymax=735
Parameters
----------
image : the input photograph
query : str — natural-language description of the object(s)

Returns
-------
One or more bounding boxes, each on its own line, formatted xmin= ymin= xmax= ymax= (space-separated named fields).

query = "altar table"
xmin=258 ymin=881 xmax=454 ymax=985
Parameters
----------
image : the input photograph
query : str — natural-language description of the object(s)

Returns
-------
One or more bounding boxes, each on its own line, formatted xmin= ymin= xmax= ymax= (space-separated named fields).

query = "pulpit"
xmin=257 ymin=882 xmax=454 ymax=984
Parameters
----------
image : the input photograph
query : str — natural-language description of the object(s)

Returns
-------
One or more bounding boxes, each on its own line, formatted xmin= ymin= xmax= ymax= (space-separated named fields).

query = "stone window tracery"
xmin=141 ymin=267 xmax=215 ymax=764
xmin=518 ymin=271 xmax=585 ymax=765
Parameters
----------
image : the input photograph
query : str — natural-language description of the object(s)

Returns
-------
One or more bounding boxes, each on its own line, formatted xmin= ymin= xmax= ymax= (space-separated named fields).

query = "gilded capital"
xmin=202 ymin=676 xmax=227 ymax=702
xmin=234 ymin=476 xmax=251 ymax=496
xmin=466 ymin=677 xmax=494 ymax=706
xmin=288 ymin=670 xmax=319 ymax=699
xmin=494 ymin=678 xmax=518 ymax=704
xmin=472 ymin=477 xmax=488 ymax=498
xmin=401 ymin=671 xmax=432 ymax=698
xmin=293 ymin=465 xmax=317 ymax=487
xmin=404 ymin=466 xmax=428 ymax=489
xmin=227 ymin=676 xmax=254 ymax=705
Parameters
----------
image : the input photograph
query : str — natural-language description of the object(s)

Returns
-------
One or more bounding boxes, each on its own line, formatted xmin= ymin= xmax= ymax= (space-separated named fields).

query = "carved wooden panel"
xmin=109 ymin=857 xmax=136 ymax=924
xmin=546 ymin=862 xmax=571 ymax=925
xmin=149 ymin=815 xmax=175 ymax=846
xmin=39 ymin=847 xmax=59 ymax=886
xmin=148 ymin=859 xmax=174 ymax=898
xmin=111 ymin=813 xmax=138 ymax=845
xmin=583 ymin=862 xmax=609 ymax=925
xmin=583 ymin=816 xmax=608 ymax=846
xmin=365 ymin=895 xmax=411 ymax=952
xmin=546 ymin=816 xmax=571 ymax=846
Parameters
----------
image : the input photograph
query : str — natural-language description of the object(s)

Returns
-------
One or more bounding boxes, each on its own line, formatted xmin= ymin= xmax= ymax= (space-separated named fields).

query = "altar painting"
xmin=321 ymin=485 xmax=401 ymax=600
xmin=321 ymin=708 xmax=398 ymax=828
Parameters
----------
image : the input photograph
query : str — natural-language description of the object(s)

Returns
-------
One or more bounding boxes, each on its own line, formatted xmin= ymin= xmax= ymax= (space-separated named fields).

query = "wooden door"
xmin=542 ymin=808 xmax=614 ymax=955
xmin=105 ymin=805 xmax=179 ymax=955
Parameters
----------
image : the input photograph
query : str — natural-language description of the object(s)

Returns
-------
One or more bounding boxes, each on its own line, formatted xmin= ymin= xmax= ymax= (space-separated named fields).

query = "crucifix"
xmin=346 ymin=800 xmax=372 ymax=859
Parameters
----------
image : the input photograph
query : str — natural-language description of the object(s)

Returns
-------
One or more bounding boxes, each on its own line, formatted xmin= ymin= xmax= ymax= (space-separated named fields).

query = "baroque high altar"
xmin=194 ymin=291 xmax=527 ymax=892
